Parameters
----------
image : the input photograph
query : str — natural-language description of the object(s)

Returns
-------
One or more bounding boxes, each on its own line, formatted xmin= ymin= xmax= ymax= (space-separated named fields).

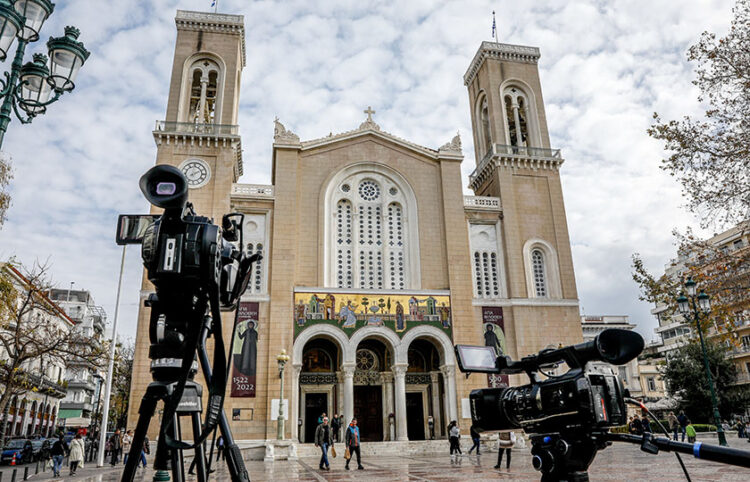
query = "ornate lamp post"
xmin=0 ymin=0 xmax=90 ymax=149
xmin=276 ymin=349 xmax=290 ymax=440
xmin=676 ymin=277 xmax=728 ymax=446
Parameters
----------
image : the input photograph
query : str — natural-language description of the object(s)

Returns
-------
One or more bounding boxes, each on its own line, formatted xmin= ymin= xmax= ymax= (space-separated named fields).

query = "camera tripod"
xmin=121 ymin=295 xmax=249 ymax=482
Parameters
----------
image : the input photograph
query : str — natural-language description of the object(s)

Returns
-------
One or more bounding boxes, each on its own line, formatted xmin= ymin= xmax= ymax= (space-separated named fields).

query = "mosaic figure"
xmin=395 ymin=301 xmax=405 ymax=332
xmin=439 ymin=302 xmax=451 ymax=328
xmin=339 ymin=301 xmax=358 ymax=328
xmin=295 ymin=300 xmax=307 ymax=326
xmin=323 ymin=293 xmax=336 ymax=319
xmin=308 ymin=294 xmax=322 ymax=314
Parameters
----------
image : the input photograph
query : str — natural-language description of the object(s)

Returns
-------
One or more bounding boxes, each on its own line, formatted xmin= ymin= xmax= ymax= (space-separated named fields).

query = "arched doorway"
xmin=299 ymin=337 xmax=341 ymax=443
xmin=352 ymin=338 xmax=391 ymax=441
xmin=405 ymin=339 xmax=442 ymax=440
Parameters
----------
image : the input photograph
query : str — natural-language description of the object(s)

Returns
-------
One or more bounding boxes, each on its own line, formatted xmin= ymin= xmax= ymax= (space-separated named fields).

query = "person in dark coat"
xmin=331 ymin=414 xmax=341 ymax=442
xmin=344 ymin=418 xmax=363 ymax=470
xmin=109 ymin=429 xmax=122 ymax=466
xmin=468 ymin=425 xmax=481 ymax=455
xmin=677 ymin=410 xmax=689 ymax=441
xmin=50 ymin=434 xmax=69 ymax=477
xmin=314 ymin=416 xmax=333 ymax=470
xmin=641 ymin=414 xmax=652 ymax=433
xmin=237 ymin=320 xmax=258 ymax=376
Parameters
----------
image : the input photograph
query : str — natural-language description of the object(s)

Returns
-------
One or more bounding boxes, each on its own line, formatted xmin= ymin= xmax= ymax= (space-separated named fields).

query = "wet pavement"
xmin=4 ymin=437 xmax=749 ymax=481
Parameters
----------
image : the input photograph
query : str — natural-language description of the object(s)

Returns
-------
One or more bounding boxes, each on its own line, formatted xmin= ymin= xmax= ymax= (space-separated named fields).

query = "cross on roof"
xmin=364 ymin=106 xmax=376 ymax=122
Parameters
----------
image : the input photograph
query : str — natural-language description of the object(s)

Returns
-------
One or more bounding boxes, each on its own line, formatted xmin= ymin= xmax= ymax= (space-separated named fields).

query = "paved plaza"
xmin=3 ymin=436 xmax=749 ymax=481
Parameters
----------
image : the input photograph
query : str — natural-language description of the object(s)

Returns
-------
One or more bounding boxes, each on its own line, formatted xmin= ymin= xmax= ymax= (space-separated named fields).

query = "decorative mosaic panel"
xmin=294 ymin=291 xmax=452 ymax=340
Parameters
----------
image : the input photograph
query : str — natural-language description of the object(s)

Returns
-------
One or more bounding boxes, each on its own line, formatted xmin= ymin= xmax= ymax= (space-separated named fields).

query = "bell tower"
xmin=152 ymin=9 xmax=245 ymax=219
xmin=464 ymin=41 xmax=582 ymax=359
xmin=128 ymin=10 xmax=245 ymax=436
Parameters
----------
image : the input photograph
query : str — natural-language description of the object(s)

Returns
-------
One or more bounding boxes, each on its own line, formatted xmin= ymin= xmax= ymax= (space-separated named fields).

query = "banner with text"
xmin=231 ymin=302 xmax=259 ymax=397
xmin=482 ymin=306 xmax=509 ymax=388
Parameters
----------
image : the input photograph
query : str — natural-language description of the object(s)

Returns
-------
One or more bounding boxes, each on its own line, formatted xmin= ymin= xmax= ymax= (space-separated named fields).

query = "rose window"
xmin=355 ymin=349 xmax=377 ymax=371
xmin=358 ymin=180 xmax=380 ymax=201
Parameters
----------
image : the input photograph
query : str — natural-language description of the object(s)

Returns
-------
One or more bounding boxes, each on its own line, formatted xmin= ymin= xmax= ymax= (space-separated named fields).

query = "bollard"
xmin=35 ymin=460 xmax=39 ymax=474
xmin=10 ymin=468 xmax=16 ymax=482
xmin=22 ymin=466 xmax=28 ymax=481
xmin=0 ymin=469 xmax=3 ymax=482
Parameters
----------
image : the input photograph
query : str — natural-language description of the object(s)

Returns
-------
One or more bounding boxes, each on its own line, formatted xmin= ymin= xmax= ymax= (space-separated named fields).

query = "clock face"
xmin=179 ymin=159 xmax=211 ymax=188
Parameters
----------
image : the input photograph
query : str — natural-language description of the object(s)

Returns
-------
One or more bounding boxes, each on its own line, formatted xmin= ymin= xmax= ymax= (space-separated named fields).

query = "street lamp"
xmin=0 ymin=0 xmax=90 ymax=149
xmin=276 ymin=349 xmax=290 ymax=440
xmin=676 ymin=277 xmax=727 ymax=446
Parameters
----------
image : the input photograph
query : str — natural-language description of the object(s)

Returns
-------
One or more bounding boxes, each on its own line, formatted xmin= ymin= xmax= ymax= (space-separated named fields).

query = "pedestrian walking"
xmin=494 ymin=430 xmax=516 ymax=469
xmin=141 ymin=436 xmax=150 ymax=468
xmin=50 ymin=434 xmax=68 ymax=478
xmin=109 ymin=429 xmax=122 ymax=466
xmin=344 ymin=417 xmax=364 ymax=470
xmin=629 ymin=416 xmax=643 ymax=435
xmin=641 ymin=414 xmax=651 ymax=433
xmin=314 ymin=415 xmax=333 ymax=471
xmin=668 ymin=411 xmax=679 ymax=440
xmin=686 ymin=420 xmax=697 ymax=443
xmin=318 ymin=412 xmax=327 ymax=425
xmin=677 ymin=410 xmax=688 ymax=442
xmin=448 ymin=421 xmax=462 ymax=456
xmin=216 ymin=435 xmax=225 ymax=461
xmin=69 ymin=433 xmax=85 ymax=475
xmin=331 ymin=413 xmax=341 ymax=442
xmin=122 ymin=430 xmax=133 ymax=465
xmin=468 ymin=425 xmax=481 ymax=455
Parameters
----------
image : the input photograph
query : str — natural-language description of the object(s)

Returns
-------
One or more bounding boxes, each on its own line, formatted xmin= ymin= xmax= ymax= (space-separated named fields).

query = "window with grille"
xmin=468 ymin=224 xmax=503 ymax=298
xmin=331 ymin=175 xmax=409 ymax=289
xmin=532 ymin=249 xmax=547 ymax=297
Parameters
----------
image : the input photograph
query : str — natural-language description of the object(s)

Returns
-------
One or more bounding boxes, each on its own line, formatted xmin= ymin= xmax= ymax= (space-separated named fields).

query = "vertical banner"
xmin=482 ymin=306 xmax=509 ymax=388
xmin=231 ymin=301 xmax=259 ymax=397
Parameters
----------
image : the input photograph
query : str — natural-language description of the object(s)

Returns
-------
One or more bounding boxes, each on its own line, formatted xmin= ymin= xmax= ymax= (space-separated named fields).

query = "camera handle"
xmin=605 ymin=432 xmax=750 ymax=468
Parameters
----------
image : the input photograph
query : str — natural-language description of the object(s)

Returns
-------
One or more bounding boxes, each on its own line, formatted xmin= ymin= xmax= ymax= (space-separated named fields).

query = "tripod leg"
xmin=171 ymin=414 xmax=184 ymax=482
xmin=218 ymin=411 xmax=249 ymax=482
xmin=121 ymin=391 xmax=159 ymax=482
xmin=191 ymin=412 xmax=207 ymax=482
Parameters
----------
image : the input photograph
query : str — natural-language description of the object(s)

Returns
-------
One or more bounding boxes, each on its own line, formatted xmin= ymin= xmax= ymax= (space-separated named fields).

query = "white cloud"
xmin=0 ymin=0 xmax=737 ymax=346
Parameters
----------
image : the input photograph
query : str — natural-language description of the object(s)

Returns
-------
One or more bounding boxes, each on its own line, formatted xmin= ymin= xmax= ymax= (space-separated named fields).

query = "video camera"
xmin=456 ymin=329 xmax=750 ymax=481
xmin=116 ymin=165 xmax=257 ymax=482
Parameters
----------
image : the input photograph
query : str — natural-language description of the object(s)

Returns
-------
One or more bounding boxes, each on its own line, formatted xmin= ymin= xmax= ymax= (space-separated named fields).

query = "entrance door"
xmin=406 ymin=392 xmax=425 ymax=440
xmin=353 ymin=386 xmax=382 ymax=441
xmin=304 ymin=393 xmax=327 ymax=443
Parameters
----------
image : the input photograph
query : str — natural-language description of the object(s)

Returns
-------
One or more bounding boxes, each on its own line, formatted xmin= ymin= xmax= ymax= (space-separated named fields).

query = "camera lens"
xmin=156 ymin=182 xmax=177 ymax=195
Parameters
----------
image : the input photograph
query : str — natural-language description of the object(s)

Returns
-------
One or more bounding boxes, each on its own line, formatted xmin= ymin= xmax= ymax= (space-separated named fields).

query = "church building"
xmin=128 ymin=10 xmax=583 ymax=449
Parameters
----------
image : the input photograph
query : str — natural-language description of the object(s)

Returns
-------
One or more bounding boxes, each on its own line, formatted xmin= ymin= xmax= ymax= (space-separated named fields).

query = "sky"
xmin=0 ymin=0 xmax=737 ymax=346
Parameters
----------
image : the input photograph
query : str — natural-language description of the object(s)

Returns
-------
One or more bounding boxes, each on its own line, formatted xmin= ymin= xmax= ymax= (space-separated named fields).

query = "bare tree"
xmin=108 ymin=338 xmax=134 ymax=431
xmin=648 ymin=0 xmax=750 ymax=228
xmin=0 ymin=261 xmax=105 ymax=448
xmin=0 ymin=152 xmax=11 ymax=227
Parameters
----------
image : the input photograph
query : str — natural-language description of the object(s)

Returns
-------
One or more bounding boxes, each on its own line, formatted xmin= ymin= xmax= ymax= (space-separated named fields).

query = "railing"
xmin=730 ymin=344 xmax=750 ymax=356
xmin=734 ymin=372 xmax=750 ymax=384
xmin=231 ymin=184 xmax=274 ymax=198
xmin=154 ymin=120 xmax=239 ymax=136
xmin=471 ymin=143 xmax=563 ymax=183
xmin=463 ymin=195 xmax=501 ymax=210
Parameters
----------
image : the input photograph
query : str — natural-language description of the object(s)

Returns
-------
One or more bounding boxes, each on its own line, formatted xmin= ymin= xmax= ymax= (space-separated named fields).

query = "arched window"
xmin=479 ymin=95 xmax=492 ymax=156
xmin=469 ymin=224 xmax=504 ymax=298
xmin=185 ymin=58 xmax=222 ymax=124
xmin=503 ymin=85 xmax=533 ymax=148
xmin=532 ymin=249 xmax=547 ymax=297
xmin=522 ymin=239 xmax=562 ymax=299
xmin=243 ymin=214 xmax=268 ymax=295
xmin=326 ymin=166 xmax=419 ymax=289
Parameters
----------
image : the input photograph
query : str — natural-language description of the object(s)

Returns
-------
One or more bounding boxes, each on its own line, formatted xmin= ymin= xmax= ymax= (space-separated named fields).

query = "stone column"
xmin=430 ymin=371 xmax=442 ymax=438
xmin=336 ymin=371 xmax=344 ymax=417
xmin=290 ymin=364 xmax=302 ymax=442
xmin=392 ymin=364 xmax=408 ymax=441
xmin=342 ymin=363 xmax=355 ymax=425
xmin=382 ymin=372 xmax=395 ymax=441
xmin=440 ymin=364 xmax=458 ymax=422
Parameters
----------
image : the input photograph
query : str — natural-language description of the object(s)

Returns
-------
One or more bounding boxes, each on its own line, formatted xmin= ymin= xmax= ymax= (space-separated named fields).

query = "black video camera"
xmin=457 ymin=329 xmax=643 ymax=434
xmin=456 ymin=329 xmax=644 ymax=480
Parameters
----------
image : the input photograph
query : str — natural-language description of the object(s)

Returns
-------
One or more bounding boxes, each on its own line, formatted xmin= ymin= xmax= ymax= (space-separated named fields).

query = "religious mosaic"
xmin=293 ymin=291 xmax=452 ymax=339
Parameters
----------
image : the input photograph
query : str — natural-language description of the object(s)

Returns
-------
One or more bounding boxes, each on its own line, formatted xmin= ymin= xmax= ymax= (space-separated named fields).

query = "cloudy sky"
xmin=0 ymin=0 xmax=736 ymax=345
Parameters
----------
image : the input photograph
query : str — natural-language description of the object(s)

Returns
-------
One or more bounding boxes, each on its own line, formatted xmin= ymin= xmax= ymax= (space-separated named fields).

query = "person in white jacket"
xmin=69 ymin=434 xmax=85 ymax=475
xmin=494 ymin=430 xmax=516 ymax=469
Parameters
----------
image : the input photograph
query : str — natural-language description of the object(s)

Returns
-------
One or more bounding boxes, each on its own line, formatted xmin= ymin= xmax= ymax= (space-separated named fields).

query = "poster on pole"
xmin=231 ymin=302 xmax=259 ymax=397
xmin=482 ymin=306 xmax=509 ymax=388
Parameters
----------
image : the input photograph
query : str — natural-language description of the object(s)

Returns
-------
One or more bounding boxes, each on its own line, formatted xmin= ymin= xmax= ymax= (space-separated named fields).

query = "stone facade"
xmin=127 ymin=12 xmax=583 ymax=442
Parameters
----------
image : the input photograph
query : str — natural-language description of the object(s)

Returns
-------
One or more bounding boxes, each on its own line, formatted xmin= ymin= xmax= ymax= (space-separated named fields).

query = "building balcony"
xmin=733 ymin=372 xmax=750 ymax=385
xmin=463 ymin=195 xmax=501 ymax=212
xmin=28 ymin=373 xmax=67 ymax=398
xmin=60 ymin=401 xmax=93 ymax=412
xmin=469 ymin=143 xmax=563 ymax=190
xmin=154 ymin=120 xmax=239 ymax=137
xmin=729 ymin=344 xmax=750 ymax=358
xmin=67 ymin=379 xmax=96 ymax=392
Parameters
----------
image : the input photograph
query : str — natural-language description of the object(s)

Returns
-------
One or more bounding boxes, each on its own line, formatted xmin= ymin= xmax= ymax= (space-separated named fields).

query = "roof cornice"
xmin=175 ymin=10 xmax=246 ymax=67
xmin=464 ymin=41 xmax=540 ymax=86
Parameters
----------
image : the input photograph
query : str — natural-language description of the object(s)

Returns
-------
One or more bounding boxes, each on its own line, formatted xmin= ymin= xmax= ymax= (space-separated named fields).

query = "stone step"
xmin=294 ymin=437 xmax=520 ymax=458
